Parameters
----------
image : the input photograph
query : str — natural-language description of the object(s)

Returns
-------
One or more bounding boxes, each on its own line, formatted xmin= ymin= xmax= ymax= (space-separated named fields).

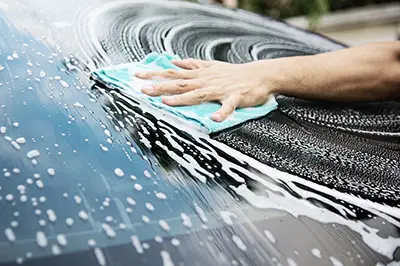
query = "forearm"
xmin=266 ymin=42 xmax=400 ymax=101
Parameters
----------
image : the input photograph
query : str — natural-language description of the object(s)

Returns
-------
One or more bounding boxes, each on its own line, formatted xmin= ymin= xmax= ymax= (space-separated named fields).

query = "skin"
xmin=136 ymin=41 xmax=400 ymax=122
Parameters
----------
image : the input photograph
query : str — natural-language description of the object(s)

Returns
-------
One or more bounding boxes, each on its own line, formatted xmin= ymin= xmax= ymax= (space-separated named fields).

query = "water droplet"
xmin=11 ymin=221 xmax=18 ymax=228
xmin=160 ymin=250 xmax=175 ymax=266
xmin=264 ymin=230 xmax=276 ymax=243
xmin=180 ymin=213 xmax=192 ymax=228
xmin=52 ymin=244 xmax=61 ymax=255
xmin=36 ymin=180 xmax=44 ymax=189
xmin=104 ymin=129 xmax=111 ymax=137
xmin=232 ymin=235 xmax=247 ymax=251
xmin=73 ymin=101 xmax=84 ymax=108
xmin=131 ymin=235 xmax=143 ymax=254
xmin=94 ymin=248 xmax=107 ymax=266
xmin=60 ymin=80 xmax=69 ymax=88
xmin=47 ymin=209 xmax=57 ymax=222
xmin=11 ymin=141 xmax=20 ymax=150
xmin=74 ymin=195 xmax=82 ymax=205
xmin=27 ymin=150 xmax=40 ymax=159
xmin=47 ymin=168 xmax=56 ymax=176
xmin=155 ymin=192 xmax=167 ymax=200
xmin=20 ymin=195 xmax=28 ymax=202
xmin=134 ymin=184 xmax=143 ymax=191
xmin=171 ymin=238 xmax=180 ymax=246
xmin=36 ymin=231 xmax=48 ymax=248
xmin=142 ymin=215 xmax=150 ymax=223
xmin=88 ymin=239 xmax=97 ymax=247
xmin=145 ymin=202 xmax=155 ymax=211
xmin=5 ymin=228 xmax=16 ymax=242
xmin=158 ymin=220 xmax=170 ymax=231
xmin=57 ymin=234 xmax=67 ymax=246
xmin=126 ymin=197 xmax=136 ymax=206
xmin=5 ymin=194 xmax=14 ymax=201
xmin=144 ymin=170 xmax=151 ymax=178
xmin=66 ymin=217 xmax=74 ymax=226
xmin=78 ymin=210 xmax=89 ymax=221
xmin=114 ymin=168 xmax=124 ymax=177
xmin=101 ymin=223 xmax=116 ymax=238
xmin=311 ymin=248 xmax=322 ymax=259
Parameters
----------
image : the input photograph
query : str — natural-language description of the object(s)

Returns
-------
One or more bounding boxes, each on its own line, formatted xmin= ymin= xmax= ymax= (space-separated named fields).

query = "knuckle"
xmin=178 ymin=80 xmax=188 ymax=88
xmin=193 ymin=89 xmax=207 ymax=99
xmin=166 ymin=69 xmax=178 ymax=76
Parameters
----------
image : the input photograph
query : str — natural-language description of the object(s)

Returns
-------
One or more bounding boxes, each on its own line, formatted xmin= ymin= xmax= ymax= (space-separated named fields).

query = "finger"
xmin=162 ymin=88 xmax=218 ymax=106
xmin=135 ymin=68 xmax=194 ymax=80
xmin=211 ymin=96 xmax=239 ymax=122
xmin=171 ymin=59 xmax=214 ymax=70
xmin=141 ymin=79 xmax=202 ymax=96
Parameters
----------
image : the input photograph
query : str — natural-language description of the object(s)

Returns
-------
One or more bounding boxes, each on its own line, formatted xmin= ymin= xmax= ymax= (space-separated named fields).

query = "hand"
xmin=135 ymin=59 xmax=281 ymax=122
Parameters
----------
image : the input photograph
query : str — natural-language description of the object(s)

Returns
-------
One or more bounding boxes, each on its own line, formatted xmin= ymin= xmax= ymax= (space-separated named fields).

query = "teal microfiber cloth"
xmin=91 ymin=52 xmax=278 ymax=133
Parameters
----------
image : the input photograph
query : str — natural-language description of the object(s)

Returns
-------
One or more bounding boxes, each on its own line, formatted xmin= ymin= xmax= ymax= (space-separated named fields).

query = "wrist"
xmin=254 ymin=56 xmax=312 ymax=96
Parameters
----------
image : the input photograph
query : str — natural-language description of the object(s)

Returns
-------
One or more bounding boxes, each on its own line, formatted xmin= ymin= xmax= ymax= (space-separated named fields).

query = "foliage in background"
xmin=236 ymin=0 xmax=397 ymax=28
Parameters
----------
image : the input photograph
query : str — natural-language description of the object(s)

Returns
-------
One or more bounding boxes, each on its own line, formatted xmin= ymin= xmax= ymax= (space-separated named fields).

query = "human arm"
xmin=136 ymin=41 xmax=400 ymax=122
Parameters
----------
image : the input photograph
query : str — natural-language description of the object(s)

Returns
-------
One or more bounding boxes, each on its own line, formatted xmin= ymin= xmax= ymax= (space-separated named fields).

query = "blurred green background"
xmin=207 ymin=0 xmax=398 ymax=29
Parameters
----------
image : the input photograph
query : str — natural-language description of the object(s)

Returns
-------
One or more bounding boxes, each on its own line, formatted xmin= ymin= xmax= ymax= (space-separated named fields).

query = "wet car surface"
xmin=0 ymin=0 xmax=399 ymax=265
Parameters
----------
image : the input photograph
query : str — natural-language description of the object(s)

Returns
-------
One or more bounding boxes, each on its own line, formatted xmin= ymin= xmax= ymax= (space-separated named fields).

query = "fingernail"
xmin=141 ymin=85 xmax=154 ymax=93
xmin=162 ymin=96 xmax=173 ymax=105
xmin=136 ymin=71 xmax=147 ymax=78
xmin=212 ymin=113 xmax=222 ymax=122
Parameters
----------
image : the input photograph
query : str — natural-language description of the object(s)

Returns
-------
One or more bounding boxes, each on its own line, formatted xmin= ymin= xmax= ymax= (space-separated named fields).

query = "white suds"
xmin=47 ymin=209 xmax=57 ymax=222
xmin=52 ymin=244 xmax=61 ymax=255
xmin=329 ymin=256 xmax=343 ymax=266
xmin=131 ymin=235 xmax=144 ymax=254
xmin=74 ymin=195 xmax=82 ymax=205
xmin=126 ymin=197 xmax=136 ymax=206
xmin=101 ymin=223 xmax=116 ymax=238
xmin=134 ymin=183 xmax=143 ymax=191
xmin=66 ymin=217 xmax=74 ymax=226
xmin=232 ymin=235 xmax=247 ymax=251
xmin=27 ymin=150 xmax=40 ymax=159
xmin=47 ymin=168 xmax=56 ymax=176
xmin=264 ymin=230 xmax=276 ymax=243
xmin=155 ymin=192 xmax=167 ymax=200
xmin=160 ymin=250 xmax=175 ymax=266
xmin=5 ymin=228 xmax=16 ymax=242
xmin=57 ymin=234 xmax=67 ymax=246
xmin=180 ymin=213 xmax=192 ymax=228
xmin=194 ymin=203 xmax=208 ymax=223
xmin=94 ymin=248 xmax=107 ymax=266
xmin=114 ymin=168 xmax=124 ymax=177
xmin=145 ymin=202 xmax=155 ymax=211
xmin=311 ymin=248 xmax=322 ymax=259
xmin=16 ymin=137 xmax=26 ymax=144
xmin=219 ymin=211 xmax=237 ymax=226
xmin=159 ymin=220 xmax=170 ymax=231
xmin=36 ymin=231 xmax=48 ymax=248
xmin=78 ymin=210 xmax=89 ymax=221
